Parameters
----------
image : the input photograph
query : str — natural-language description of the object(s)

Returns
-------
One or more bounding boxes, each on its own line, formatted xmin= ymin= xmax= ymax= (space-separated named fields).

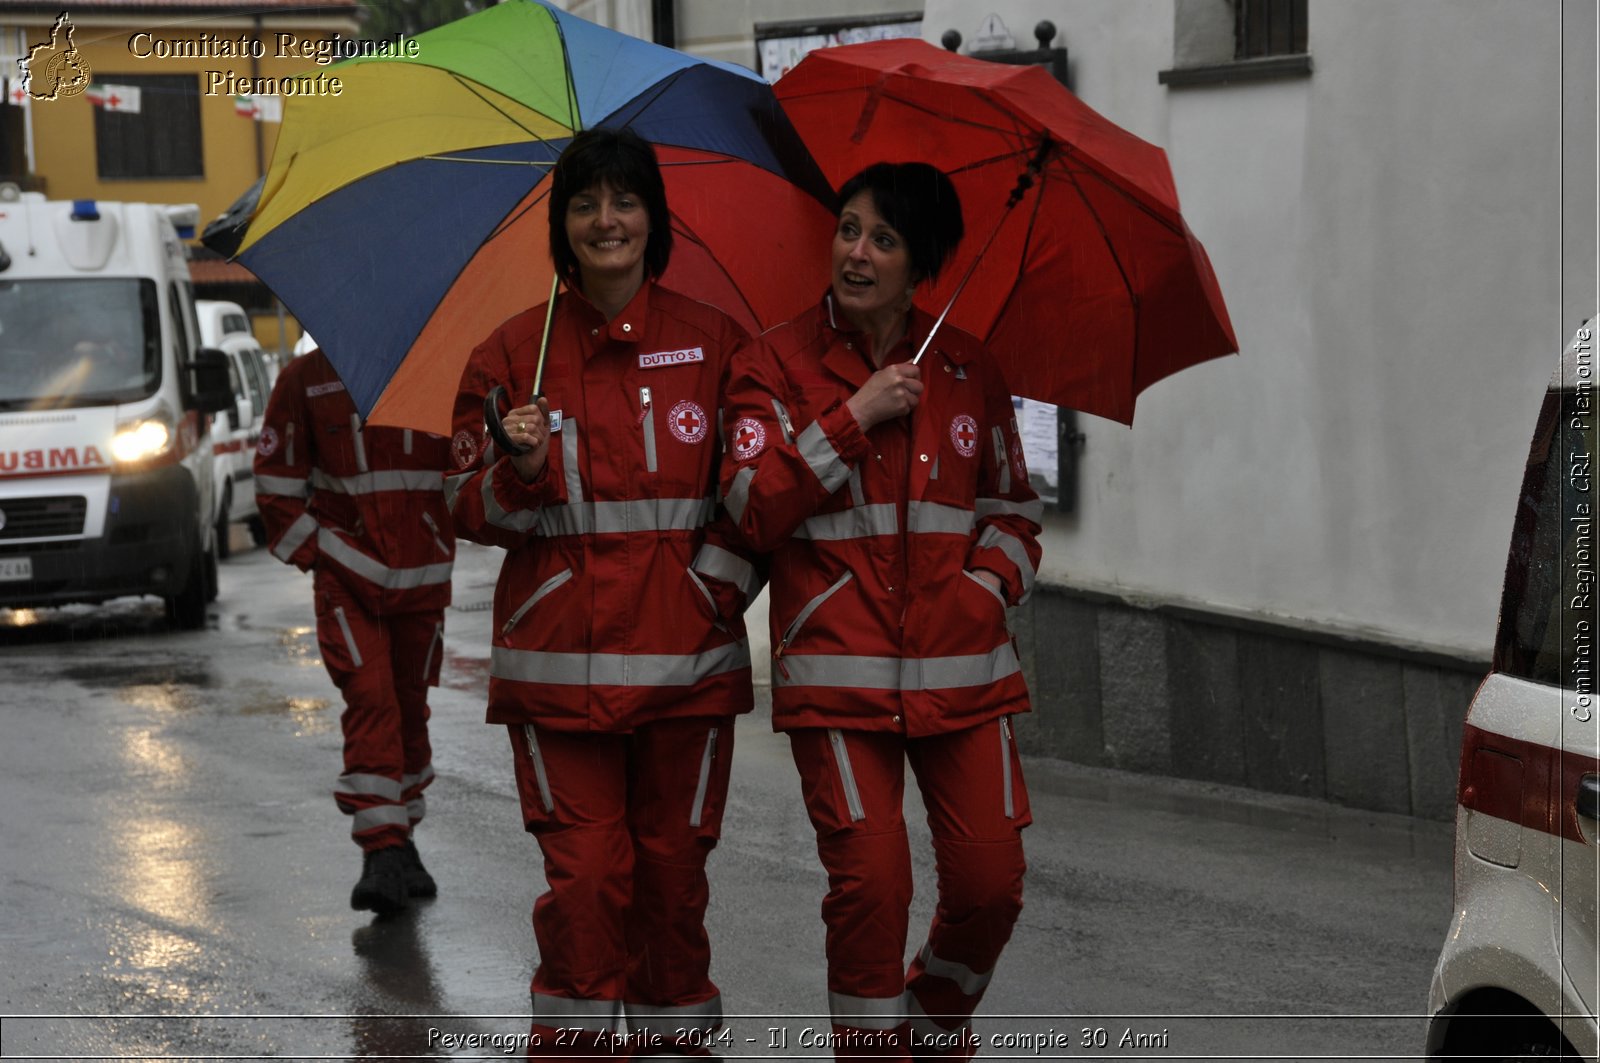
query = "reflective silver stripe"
xmin=976 ymin=525 xmax=1036 ymax=600
xmin=333 ymin=605 xmax=364 ymax=668
xmin=907 ymin=994 xmax=972 ymax=1041
xmin=963 ymin=569 xmax=1007 ymax=608
xmin=318 ymin=529 xmax=454 ymax=591
xmin=773 ymin=646 xmax=1021 ymax=692
xmin=351 ymin=805 xmax=409 ymax=832
xmin=771 ymin=398 xmax=795 ymax=444
xmin=689 ymin=727 xmax=718 ymax=828
xmin=443 ymin=470 xmax=473 ymax=512
xmin=285 ymin=421 xmax=295 ymax=466
xmin=792 ymin=503 xmax=896 ymax=541
xmin=562 ymin=417 xmax=584 ymax=504
xmin=406 ymin=794 xmax=426 ymax=821
xmin=483 ymin=465 xmax=541 ymax=533
xmin=272 ymin=511 xmax=318 ymax=562
xmin=908 ymin=501 xmax=975 ymax=536
xmin=976 ymin=497 xmax=1045 ymax=524
xmin=255 ymin=474 xmax=308 ymax=497
xmin=538 ymin=497 xmax=712 ymax=538
xmin=336 ymin=773 xmax=402 ymax=800
xmin=848 ymin=467 xmax=865 ymax=507
xmin=422 ymin=621 xmax=443 ymax=681
xmin=492 ymin=641 xmax=750 ymax=687
xmin=930 ymin=455 xmax=940 ymax=481
xmin=692 ymin=543 xmax=760 ymax=603
xmin=640 ymin=388 xmax=657 ymax=473
xmin=403 ymin=428 xmax=413 ymax=455
xmin=530 ymin=991 xmax=620 ymax=1030
xmin=401 ymin=765 xmax=435 ymax=792
xmin=829 ymin=729 xmax=865 ymax=822
xmin=797 ymin=420 xmax=851 ymax=493
xmin=725 ymin=465 xmax=755 ymax=524
xmin=309 ymin=468 xmax=444 ymax=495
xmin=504 ymin=568 xmax=574 ymax=635
xmin=686 ymin=568 xmax=719 ymax=621
xmin=779 ymin=572 xmax=852 ymax=650
xmin=999 ymin=716 xmax=1015 ymax=819
xmin=522 ymin=724 xmax=554 ymax=813
xmin=991 ymin=426 xmax=1009 ymax=494
xmin=351 ymin=414 xmax=368 ymax=472
xmin=918 ymin=941 xmax=994 ymax=997
xmin=828 ymin=990 xmax=904 ymax=1030
xmin=626 ymin=994 xmax=723 ymax=1035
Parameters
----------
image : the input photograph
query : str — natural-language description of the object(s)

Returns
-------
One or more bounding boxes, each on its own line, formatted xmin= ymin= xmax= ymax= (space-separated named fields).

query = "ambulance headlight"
xmin=112 ymin=409 xmax=175 ymax=464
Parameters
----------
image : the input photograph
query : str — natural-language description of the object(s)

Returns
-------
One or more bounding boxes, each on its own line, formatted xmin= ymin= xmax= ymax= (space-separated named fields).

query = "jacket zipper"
xmin=285 ymin=422 xmax=295 ymax=467
xmin=638 ymin=386 xmax=656 ymax=473
xmin=829 ymin=728 xmax=866 ymax=822
xmin=773 ymin=571 xmax=854 ymax=680
xmin=350 ymin=414 xmax=369 ymax=472
xmin=503 ymin=568 xmax=574 ymax=636
xmin=420 ymin=511 xmax=450 ymax=556
xmin=689 ymin=726 xmax=719 ymax=827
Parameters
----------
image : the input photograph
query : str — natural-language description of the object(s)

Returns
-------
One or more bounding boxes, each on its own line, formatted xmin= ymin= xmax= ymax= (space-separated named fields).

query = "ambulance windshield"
xmin=0 ymin=278 xmax=161 ymax=410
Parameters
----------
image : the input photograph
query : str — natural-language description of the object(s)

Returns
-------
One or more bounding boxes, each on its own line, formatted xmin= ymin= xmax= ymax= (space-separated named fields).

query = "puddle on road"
xmin=60 ymin=659 xmax=216 ymax=690
xmin=277 ymin=626 xmax=323 ymax=668
xmin=440 ymin=650 xmax=489 ymax=695
xmin=239 ymin=695 xmax=336 ymax=736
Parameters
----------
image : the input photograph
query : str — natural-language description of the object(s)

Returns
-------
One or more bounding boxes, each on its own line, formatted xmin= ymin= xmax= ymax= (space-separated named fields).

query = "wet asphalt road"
xmin=0 ymin=534 xmax=1455 ymax=1061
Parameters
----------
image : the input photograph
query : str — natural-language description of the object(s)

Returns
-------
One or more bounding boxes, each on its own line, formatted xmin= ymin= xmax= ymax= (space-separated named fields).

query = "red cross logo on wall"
xmin=950 ymin=414 xmax=979 ymax=457
xmin=668 ymin=399 xmax=708 ymax=444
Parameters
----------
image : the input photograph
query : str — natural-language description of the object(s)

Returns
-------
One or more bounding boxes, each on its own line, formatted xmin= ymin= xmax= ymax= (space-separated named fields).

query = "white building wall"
xmin=922 ymin=0 xmax=1595 ymax=658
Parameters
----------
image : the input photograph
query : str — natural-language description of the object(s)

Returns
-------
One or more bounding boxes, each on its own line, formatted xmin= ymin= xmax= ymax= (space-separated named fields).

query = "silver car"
xmin=1427 ymin=319 xmax=1599 ymax=1060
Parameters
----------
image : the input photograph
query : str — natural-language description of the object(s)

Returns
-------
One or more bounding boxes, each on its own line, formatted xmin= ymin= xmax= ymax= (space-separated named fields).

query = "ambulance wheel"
xmin=165 ymin=536 xmax=210 ymax=630
xmin=214 ymin=484 xmax=233 ymax=560
xmin=247 ymin=515 xmax=268 ymax=546
xmin=204 ymin=535 xmax=219 ymax=603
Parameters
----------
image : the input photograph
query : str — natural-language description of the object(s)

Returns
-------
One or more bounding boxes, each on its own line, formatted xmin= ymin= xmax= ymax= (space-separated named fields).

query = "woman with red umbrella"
xmin=448 ymin=128 xmax=760 ymax=1058
xmin=717 ymin=162 xmax=1043 ymax=1059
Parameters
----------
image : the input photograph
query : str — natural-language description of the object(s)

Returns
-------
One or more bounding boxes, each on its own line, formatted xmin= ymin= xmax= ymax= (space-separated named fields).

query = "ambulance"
xmin=0 ymin=192 xmax=235 ymax=628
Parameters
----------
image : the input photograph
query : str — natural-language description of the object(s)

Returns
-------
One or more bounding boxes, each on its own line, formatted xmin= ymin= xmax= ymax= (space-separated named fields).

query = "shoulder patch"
xmin=731 ymin=417 xmax=767 ymax=462
xmin=668 ymin=400 xmax=708 ymax=444
xmin=950 ymin=414 xmax=979 ymax=458
xmin=256 ymin=425 xmax=279 ymax=458
xmin=452 ymin=428 xmax=480 ymax=469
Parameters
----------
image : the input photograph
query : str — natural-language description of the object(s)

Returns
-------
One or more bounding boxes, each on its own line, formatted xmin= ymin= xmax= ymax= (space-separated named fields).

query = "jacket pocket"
xmin=962 ymin=568 xmax=1008 ymax=611
xmin=689 ymin=726 xmax=719 ymax=827
xmin=685 ymin=567 xmax=724 ymax=629
xmin=521 ymin=724 xmax=555 ymax=814
xmin=421 ymin=511 xmax=451 ymax=557
xmin=828 ymin=728 xmax=866 ymax=822
xmin=773 ymin=571 xmax=853 ymax=678
xmin=502 ymin=567 xmax=574 ymax=637
xmin=999 ymin=715 xmax=1016 ymax=820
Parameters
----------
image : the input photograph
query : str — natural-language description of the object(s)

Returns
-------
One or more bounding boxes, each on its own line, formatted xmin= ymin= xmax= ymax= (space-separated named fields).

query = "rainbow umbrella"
xmin=210 ymin=0 xmax=834 ymax=434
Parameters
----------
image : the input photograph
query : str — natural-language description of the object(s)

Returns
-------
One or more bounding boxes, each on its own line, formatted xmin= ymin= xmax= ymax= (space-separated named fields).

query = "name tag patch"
xmin=306 ymin=380 xmax=346 ymax=397
xmin=548 ymin=410 xmax=563 ymax=433
xmin=639 ymin=347 xmax=704 ymax=369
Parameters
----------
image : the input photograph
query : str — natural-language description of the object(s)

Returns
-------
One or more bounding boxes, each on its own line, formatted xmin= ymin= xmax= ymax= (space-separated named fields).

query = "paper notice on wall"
xmin=1015 ymin=397 xmax=1059 ymax=502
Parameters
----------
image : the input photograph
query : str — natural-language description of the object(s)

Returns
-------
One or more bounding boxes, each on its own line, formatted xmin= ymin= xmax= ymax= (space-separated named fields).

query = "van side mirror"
xmin=189 ymin=348 xmax=237 ymax=419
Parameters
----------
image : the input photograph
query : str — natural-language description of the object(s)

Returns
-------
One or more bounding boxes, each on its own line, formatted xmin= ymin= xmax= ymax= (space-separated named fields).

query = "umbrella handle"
xmin=483 ymin=384 xmax=531 ymax=457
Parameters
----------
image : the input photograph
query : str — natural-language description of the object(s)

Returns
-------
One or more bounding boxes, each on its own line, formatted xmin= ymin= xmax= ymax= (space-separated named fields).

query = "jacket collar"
xmin=818 ymin=292 xmax=974 ymax=369
xmin=566 ymin=279 xmax=655 ymax=353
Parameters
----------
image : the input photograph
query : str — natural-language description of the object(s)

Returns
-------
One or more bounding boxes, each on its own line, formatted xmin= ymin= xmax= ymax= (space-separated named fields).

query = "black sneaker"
xmin=400 ymin=839 xmax=437 ymax=899
xmin=350 ymin=845 xmax=409 ymax=915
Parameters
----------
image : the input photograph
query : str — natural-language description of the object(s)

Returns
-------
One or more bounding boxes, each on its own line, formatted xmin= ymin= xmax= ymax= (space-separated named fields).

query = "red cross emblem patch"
xmin=452 ymin=428 xmax=480 ymax=469
xmin=950 ymin=414 xmax=979 ymax=458
xmin=732 ymin=417 xmax=766 ymax=462
xmin=669 ymin=400 xmax=708 ymax=444
xmin=256 ymin=426 xmax=279 ymax=458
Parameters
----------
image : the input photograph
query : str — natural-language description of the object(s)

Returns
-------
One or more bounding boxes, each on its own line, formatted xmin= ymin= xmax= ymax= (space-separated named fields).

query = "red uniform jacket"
xmin=721 ymin=296 xmax=1042 ymax=736
xmin=448 ymin=281 xmax=759 ymax=732
xmin=254 ymin=351 xmax=455 ymax=615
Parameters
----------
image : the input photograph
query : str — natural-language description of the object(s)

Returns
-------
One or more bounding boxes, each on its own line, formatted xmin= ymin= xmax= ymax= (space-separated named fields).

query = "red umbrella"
xmin=775 ymin=38 xmax=1237 ymax=424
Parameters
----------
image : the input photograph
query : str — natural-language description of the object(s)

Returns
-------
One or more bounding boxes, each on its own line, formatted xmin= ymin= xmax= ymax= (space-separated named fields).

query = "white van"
xmin=196 ymin=299 xmax=270 ymax=556
xmin=0 ymin=194 xmax=235 ymax=627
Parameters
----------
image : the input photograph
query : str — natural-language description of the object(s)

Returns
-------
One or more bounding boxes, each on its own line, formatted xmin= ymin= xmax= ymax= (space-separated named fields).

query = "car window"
xmin=223 ymin=312 xmax=249 ymax=336
xmin=227 ymin=356 xmax=245 ymax=404
xmin=241 ymin=349 xmax=267 ymax=414
xmin=1496 ymin=381 xmax=1597 ymax=687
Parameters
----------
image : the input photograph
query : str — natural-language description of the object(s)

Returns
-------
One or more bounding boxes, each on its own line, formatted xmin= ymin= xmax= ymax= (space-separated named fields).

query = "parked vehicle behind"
xmin=197 ymin=299 xmax=270 ymax=556
xmin=1427 ymin=319 xmax=1599 ymax=1061
xmin=0 ymin=193 xmax=235 ymax=627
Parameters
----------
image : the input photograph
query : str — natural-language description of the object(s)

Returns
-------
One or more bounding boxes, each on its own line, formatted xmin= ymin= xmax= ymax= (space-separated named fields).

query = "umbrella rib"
xmin=448 ymin=71 xmax=571 ymax=144
xmin=1060 ymin=165 xmax=1141 ymax=393
xmin=669 ymin=214 xmax=758 ymax=326
xmin=1044 ymin=154 xmax=1185 ymax=237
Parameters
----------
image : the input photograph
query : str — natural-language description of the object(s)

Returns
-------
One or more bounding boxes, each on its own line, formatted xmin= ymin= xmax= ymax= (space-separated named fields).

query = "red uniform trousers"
xmin=790 ymin=718 xmax=1031 ymax=1062
xmin=507 ymin=714 xmax=735 ymax=1061
xmin=316 ymin=571 xmax=443 ymax=853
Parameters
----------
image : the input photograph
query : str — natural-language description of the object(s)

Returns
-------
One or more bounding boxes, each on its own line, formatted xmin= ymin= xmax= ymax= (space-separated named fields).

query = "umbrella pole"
xmin=531 ymin=271 xmax=560 ymax=399
xmin=913 ymin=136 xmax=1054 ymax=366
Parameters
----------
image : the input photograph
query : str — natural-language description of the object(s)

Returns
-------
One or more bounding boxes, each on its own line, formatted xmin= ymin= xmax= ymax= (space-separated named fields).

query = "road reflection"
xmin=349 ymin=911 xmax=450 ymax=1060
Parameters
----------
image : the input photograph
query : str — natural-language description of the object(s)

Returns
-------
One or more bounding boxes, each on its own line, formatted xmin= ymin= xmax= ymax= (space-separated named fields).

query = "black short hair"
xmin=836 ymin=162 xmax=964 ymax=282
xmin=548 ymin=127 xmax=673 ymax=282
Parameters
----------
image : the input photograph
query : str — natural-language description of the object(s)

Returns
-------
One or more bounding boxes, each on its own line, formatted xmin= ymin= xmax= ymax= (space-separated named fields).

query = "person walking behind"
xmin=255 ymin=347 xmax=456 ymax=915
xmin=448 ymin=128 xmax=759 ymax=1058
xmin=715 ymin=162 xmax=1043 ymax=1060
